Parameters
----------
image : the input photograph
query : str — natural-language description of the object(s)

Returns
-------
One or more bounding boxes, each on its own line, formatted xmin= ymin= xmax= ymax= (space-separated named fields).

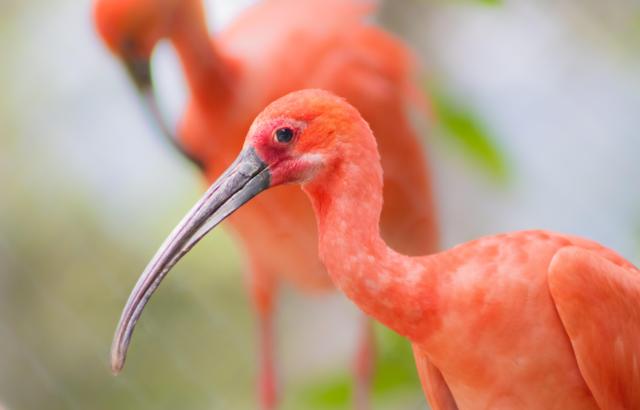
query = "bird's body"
xmin=112 ymin=89 xmax=640 ymax=409
xmin=289 ymin=91 xmax=640 ymax=409
xmin=96 ymin=0 xmax=437 ymax=407
xmin=416 ymin=231 xmax=632 ymax=407
xmin=285 ymin=91 xmax=640 ymax=408
xmin=322 ymin=217 xmax=637 ymax=408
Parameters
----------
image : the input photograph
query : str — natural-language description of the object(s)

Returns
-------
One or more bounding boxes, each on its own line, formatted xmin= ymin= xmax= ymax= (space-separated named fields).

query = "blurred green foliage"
xmin=287 ymin=325 xmax=424 ymax=409
xmin=429 ymin=84 xmax=510 ymax=184
xmin=0 ymin=166 xmax=256 ymax=409
xmin=474 ymin=0 xmax=501 ymax=6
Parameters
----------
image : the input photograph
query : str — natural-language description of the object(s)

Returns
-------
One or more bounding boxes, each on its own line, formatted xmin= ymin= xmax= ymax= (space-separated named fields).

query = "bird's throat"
xmin=303 ymin=135 xmax=437 ymax=341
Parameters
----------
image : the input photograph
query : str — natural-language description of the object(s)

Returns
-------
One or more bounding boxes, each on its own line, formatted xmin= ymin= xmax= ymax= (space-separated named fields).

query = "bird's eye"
xmin=275 ymin=127 xmax=294 ymax=144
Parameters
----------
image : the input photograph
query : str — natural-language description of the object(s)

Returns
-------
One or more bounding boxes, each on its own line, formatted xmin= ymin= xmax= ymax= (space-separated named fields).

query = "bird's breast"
xmin=416 ymin=234 xmax=598 ymax=409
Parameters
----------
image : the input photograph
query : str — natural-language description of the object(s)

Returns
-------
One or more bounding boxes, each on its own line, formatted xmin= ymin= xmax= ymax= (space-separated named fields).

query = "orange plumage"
xmin=112 ymin=89 xmax=640 ymax=409
xmin=228 ymin=90 xmax=640 ymax=409
xmin=257 ymin=90 xmax=640 ymax=409
xmin=95 ymin=1 xmax=438 ymax=408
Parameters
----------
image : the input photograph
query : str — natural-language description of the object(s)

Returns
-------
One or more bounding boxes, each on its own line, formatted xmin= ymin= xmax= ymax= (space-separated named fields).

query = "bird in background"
xmin=112 ymin=89 xmax=640 ymax=410
xmin=94 ymin=0 xmax=439 ymax=408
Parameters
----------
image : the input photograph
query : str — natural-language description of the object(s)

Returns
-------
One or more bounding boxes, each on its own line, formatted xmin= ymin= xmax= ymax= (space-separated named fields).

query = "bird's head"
xmin=110 ymin=89 xmax=374 ymax=373
xmin=93 ymin=0 xmax=188 ymax=90
xmin=244 ymin=89 xmax=368 ymax=186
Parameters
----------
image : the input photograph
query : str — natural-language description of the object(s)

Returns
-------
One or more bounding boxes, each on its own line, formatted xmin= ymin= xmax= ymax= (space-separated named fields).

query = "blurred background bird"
xmin=94 ymin=0 xmax=439 ymax=408
xmin=1 ymin=0 xmax=639 ymax=409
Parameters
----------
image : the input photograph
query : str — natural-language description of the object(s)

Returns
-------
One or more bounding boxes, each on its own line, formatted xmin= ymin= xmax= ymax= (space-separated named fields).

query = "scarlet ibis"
xmin=95 ymin=0 xmax=439 ymax=407
xmin=112 ymin=89 xmax=640 ymax=409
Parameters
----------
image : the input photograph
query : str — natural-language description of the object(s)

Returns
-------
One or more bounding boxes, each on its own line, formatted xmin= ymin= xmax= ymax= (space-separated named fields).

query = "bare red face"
xmin=247 ymin=117 xmax=325 ymax=186
xmin=246 ymin=90 xmax=350 ymax=187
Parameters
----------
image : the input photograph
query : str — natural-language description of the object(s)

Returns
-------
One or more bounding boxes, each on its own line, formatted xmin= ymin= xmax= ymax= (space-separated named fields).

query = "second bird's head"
xmin=93 ymin=0 xmax=202 ymax=90
xmin=111 ymin=89 xmax=379 ymax=373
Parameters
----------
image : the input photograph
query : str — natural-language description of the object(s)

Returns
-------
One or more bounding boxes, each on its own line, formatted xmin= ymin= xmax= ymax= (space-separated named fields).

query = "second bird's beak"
xmin=110 ymin=148 xmax=270 ymax=374
xmin=123 ymin=55 xmax=205 ymax=169
xmin=124 ymin=54 xmax=153 ymax=94
xmin=123 ymin=55 xmax=172 ymax=144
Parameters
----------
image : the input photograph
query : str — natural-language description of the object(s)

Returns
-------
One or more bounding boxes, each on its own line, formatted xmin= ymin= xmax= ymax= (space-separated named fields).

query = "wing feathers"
xmin=549 ymin=247 xmax=640 ymax=409
xmin=413 ymin=346 xmax=459 ymax=410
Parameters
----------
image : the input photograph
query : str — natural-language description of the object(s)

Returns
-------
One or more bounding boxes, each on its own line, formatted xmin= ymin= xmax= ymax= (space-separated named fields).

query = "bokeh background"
xmin=1 ymin=0 xmax=639 ymax=409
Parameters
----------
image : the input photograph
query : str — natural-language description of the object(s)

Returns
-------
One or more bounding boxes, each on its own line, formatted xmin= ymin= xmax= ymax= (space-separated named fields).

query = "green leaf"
xmin=298 ymin=375 xmax=351 ymax=409
xmin=474 ymin=0 xmax=502 ymax=6
xmin=372 ymin=325 xmax=420 ymax=394
xmin=293 ymin=324 xmax=421 ymax=409
xmin=429 ymin=84 xmax=510 ymax=183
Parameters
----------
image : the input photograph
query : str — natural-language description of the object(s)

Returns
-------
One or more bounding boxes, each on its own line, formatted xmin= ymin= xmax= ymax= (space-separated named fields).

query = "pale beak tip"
xmin=111 ymin=362 xmax=124 ymax=376
xmin=110 ymin=348 xmax=125 ymax=375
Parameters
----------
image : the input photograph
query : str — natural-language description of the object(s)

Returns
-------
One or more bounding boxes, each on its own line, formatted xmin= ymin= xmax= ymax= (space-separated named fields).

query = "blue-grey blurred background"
xmin=1 ymin=0 xmax=639 ymax=409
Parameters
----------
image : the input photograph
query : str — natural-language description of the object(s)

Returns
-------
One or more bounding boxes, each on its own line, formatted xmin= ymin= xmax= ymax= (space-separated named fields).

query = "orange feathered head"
xmin=93 ymin=0 xmax=185 ymax=59
xmin=93 ymin=0 xmax=201 ymax=89
xmin=245 ymin=89 xmax=374 ymax=186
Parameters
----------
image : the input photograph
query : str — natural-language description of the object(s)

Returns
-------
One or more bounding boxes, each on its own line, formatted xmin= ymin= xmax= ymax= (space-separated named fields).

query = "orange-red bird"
xmin=94 ymin=0 xmax=438 ymax=407
xmin=112 ymin=89 xmax=640 ymax=409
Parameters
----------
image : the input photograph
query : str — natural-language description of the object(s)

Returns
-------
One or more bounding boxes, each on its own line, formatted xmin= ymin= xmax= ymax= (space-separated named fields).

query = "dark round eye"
xmin=275 ymin=127 xmax=294 ymax=143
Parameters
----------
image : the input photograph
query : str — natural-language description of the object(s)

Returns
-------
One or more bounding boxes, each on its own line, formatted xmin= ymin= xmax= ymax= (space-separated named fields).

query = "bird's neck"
xmin=303 ymin=121 xmax=441 ymax=341
xmin=169 ymin=0 xmax=234 ymax=105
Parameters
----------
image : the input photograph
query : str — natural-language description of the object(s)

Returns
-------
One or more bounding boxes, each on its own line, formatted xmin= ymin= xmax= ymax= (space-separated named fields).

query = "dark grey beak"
xmin=110 ymin=148 xmax=270 ymax=374
xmin=123 ymin=55 xmax=204 ymax=169
xmin=123 ymin=54 xmax=153 ymax=93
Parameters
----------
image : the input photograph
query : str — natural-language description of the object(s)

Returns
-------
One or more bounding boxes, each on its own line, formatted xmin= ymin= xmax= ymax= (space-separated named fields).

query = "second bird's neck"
xmin=169 ymin=1 xmax=234 ymax=105
xmin=303 ymin=123 xmax=441 ymax=341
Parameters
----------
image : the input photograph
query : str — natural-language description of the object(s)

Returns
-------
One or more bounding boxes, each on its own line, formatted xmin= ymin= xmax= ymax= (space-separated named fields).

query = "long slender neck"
xmin=168 ymin=0 xmax=234 ymax=105
xmin=303 ymin=120 xmax=441 ymax=340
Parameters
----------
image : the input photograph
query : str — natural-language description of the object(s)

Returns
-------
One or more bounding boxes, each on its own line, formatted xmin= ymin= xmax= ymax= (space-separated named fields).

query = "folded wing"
xmin=549 ymin=246 xmax=640 ymax=409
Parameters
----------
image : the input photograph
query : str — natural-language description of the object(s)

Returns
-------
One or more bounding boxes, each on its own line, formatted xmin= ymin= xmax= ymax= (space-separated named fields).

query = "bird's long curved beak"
xmin=123 ymin=55 xmax=204 ymax=169
xmin=110 ymin=148 xmax=270 ymax=374
xmin=123 ymin=54 xmax=153 ymax=94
